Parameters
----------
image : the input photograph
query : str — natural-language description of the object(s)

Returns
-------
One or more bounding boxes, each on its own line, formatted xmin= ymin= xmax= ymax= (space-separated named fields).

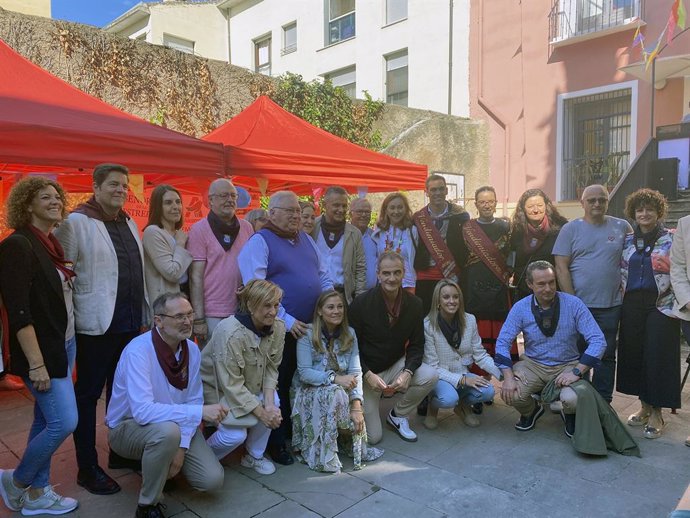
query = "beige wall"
xmin=0 ymin=0 xmax=50 ymax=17
xmin=470 ymin=0 xmax=689 ymax=204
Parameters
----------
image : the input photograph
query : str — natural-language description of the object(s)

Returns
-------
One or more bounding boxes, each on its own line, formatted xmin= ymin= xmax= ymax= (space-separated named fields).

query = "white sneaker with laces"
xmin=0 ymin=469 xmax=25 ymax=512
xmin=387 ymin=410 xmax=418 ymax=442
xmin=21 ymin=486 xmax=78 ymax=516
xmin=241 ymin=454 xmax=276 ymax=475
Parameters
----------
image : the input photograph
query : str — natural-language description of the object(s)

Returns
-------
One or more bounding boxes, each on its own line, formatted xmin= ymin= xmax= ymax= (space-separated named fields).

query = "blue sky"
xmin=52 ymin=0 xmax=155 ymax=28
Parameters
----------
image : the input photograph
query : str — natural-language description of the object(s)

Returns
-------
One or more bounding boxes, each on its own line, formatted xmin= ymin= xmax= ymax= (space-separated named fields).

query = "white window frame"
xmin=385 ymin=49 xmax=409 ymax=107
xmin=253 ymin=34 xmax=272 ymax=76
xmin=326 ymin=0 xmax=356 ymax=45
xmin=385 ymin=0 xmax=408 ymax=25
xmin=324 ymin=65 xmax=356 ymax=99
xmin=282 ymin=22 xmax=297 ymax=55
xmin=162 ymin=33 xmax=195 ymax=54
xmin=555 ymin=80 xmax=638 ymax=202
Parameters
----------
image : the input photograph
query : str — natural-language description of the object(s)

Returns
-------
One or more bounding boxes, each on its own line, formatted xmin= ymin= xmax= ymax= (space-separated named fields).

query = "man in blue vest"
xmin=239 ymin=191 xmax=333 ymax=465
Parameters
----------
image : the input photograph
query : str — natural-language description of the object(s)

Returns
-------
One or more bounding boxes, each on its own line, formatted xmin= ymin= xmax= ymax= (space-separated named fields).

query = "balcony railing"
xmin=549 ymin=0 xmax=643 ymax=44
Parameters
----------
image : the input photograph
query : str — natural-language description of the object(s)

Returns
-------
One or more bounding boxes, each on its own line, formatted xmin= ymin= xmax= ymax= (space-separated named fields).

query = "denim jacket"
xmin=294 ymin=326 xmax=363 ymax=401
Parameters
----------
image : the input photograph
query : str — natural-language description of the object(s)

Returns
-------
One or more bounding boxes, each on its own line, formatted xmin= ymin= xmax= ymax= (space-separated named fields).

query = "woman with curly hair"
xmin=373 ymin=193 xmax=418 ymax=291
xmin=0 ymin=177 xmax=79 ymax=515
xmin=509 ymin=189 xmax=568 ymax=300
xmin=143 ymin=184 xmax=193 ymax=310
xmin=618 ymin=188 xmax=679 ymax=439
xmin=292 ymin=290 xmax=383 ymax=472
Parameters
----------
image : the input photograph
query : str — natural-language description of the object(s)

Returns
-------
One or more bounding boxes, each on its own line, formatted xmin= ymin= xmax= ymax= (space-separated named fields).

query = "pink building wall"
xmin=470 ymin=0 xmax=689 ymax=203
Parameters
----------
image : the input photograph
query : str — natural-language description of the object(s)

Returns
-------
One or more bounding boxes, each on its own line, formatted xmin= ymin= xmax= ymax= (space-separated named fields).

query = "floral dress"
xmin=291 ymin=328 xmax=384 ymax=472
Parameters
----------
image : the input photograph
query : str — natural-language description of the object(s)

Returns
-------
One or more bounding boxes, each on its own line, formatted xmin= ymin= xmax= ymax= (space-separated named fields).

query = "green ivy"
xmin=269 ymin=72 xmax=385 ymax=151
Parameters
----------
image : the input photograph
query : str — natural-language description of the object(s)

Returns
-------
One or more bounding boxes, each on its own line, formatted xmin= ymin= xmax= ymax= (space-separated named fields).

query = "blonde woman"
xmin=423 ymin=280 xmax=501 ymax=429
xmin=373 ymin=192 xmax=418 ymax=291
xmin=292 ymin=290 xmax=383 ymax=472
xmin=200 ymin=279 xmax=285 ymax=475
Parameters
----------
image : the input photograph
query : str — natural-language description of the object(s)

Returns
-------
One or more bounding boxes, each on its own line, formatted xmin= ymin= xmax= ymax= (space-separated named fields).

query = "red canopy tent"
xmin=203 ymin=96 xmax=427 ymax=196
xmin=0 ymin=39 xmax=227 ymax=193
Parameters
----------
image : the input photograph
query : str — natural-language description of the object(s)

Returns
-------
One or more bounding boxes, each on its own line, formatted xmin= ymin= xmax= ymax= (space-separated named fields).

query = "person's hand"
xmin=464 ymin=376 xmax=491 ymax=390
xmin=28 ymin=365 xmax=50 ymax=392
xmin=364 ymin=371 xmax=388 ymax=393
xmin=202 ymin=403 xmax=228 ymax=424
xmin=335 ymin=374 xmax=357 ymax=391
xmin=351 ymin=409 xmax=364 ymax=434
xmin=256 ymin=405 xmax=282 ymax=429
xmin=167 ymin=448 xmax=186 ymax=479
xmin=555 ymin=370 xmax=580 ymax=388
xmin=175 ymin=230 xmax=188 ymax=248
xmin=500 ymin=376 xmax=520 ymax=406
xmin=388 ymin=370 xmax=412 ymax=393
xmin=289 ymin=320 xmax=308 ymax=339
xmin=193 ymin=321 xmax=208 ymax=342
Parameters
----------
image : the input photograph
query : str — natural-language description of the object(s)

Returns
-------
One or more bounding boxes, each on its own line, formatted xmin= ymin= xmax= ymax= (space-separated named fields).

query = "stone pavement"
xmin=1 ymin=358 xmax=690 ymax=518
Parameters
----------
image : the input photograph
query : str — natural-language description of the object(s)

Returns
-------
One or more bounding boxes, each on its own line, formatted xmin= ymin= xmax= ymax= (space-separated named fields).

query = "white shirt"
xmin=315 ymin=231 xmax=345 ymax=286
xmin=105 ymin=330 xmax=203 ymax=449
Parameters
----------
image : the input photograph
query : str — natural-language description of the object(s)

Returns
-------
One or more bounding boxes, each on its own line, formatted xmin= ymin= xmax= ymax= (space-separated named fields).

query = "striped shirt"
xmin=494 ymin=292 xmax=605 ymax=369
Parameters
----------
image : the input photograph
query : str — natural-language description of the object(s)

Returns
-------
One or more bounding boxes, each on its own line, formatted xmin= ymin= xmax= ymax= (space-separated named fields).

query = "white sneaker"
xmin=0 ymin=469 xmax=25 ymax=512
xmin=21 ymin=486 xmax=78 ymax=516
xmin=240 ymin=454 xmax=276 ymax=475
xmin=386 ymin=410 xmax=417 ymax=442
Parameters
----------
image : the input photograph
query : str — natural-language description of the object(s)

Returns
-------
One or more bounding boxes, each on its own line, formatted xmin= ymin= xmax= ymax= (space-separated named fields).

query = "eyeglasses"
xmin=274 ymin=207 xmax=301 ymax=215
xmin=352 ymin=210 xmax=372 ymax=215
xmin=585 ymin=197 xmax=608 ymax=205
xmin=210 ymin=192 xmax=238 ymax=201
xmin=157 ymin=312 xmax=195 ymax=323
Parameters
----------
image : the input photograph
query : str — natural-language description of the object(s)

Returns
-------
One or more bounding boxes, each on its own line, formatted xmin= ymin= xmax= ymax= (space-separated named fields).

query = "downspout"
xmin=225 ymin=6 xmax=232 ymax=64
xmin=447 ymin=0 xmax=454 ymax=115
xmin=477 ymin=0 xmax=510 ymax=216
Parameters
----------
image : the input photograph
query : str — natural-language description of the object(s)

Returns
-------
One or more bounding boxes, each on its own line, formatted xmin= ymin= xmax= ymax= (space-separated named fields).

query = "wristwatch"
xmin=571 ymin=367 xmax=583 ymax=378
xmin=328 ymin=372 xmax=336 ymax=384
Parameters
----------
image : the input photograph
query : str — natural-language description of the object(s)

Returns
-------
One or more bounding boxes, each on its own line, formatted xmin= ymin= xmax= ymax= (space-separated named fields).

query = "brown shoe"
xmin=423 ymin=405 xmax=439 ymax=430
xmin=627 ymin=402 xmax=651 ymax=427
xmin=77 ymin=465 xmax=121 ymax=495
xmin=456 ymin=402 xmax=480 ymax=428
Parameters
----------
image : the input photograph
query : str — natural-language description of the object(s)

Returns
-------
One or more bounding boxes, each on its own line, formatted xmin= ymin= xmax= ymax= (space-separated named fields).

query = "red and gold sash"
xmin=413 ymin=208 xmax=460 ymax=282
xmin=462 ymin=220 xmax=511 ymax=285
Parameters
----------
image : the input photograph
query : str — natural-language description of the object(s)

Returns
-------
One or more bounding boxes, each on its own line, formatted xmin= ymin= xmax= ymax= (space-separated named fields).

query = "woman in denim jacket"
xmin=292 ymin=290 xmax=383 ymax=472
xmin=618 ymin=188 xmax=679 ymax=440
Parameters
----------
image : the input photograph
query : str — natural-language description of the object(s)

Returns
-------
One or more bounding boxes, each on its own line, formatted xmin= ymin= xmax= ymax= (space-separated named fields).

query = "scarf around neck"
xmin=262 ymin=220 xmax=299 ymax=241
xmin=26 ymin=225 xmax=76 ymax=280
xmin=321 ymin=218 xmax=346 ymax=249
xmin=207 ymin=210 xmax=240 ymax=251
xmin=438 ymin=313 xmax=463 ymax=349
xmin=633 ymin=223 xmax=664 ymax=255
xmin=73 ymin=195 xmax=129 ymax=222
xmin=530 ymin=292 xmax=560 ymax=338
xmin=151 ymin=327 xmax=189 ymax=390
xmin=522 ymin=215 xmax=550 ymax=253
xmin=235 ymin=311 xmax=273 ymax=337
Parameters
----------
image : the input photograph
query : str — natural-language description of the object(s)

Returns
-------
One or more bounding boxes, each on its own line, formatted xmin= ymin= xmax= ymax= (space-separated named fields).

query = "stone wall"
xmin=0 ymin=8 xmax=489 ymax=212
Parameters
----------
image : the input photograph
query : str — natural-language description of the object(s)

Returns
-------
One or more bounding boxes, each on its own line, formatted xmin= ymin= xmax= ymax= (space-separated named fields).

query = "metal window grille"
xmin=561 ymin=88 xmax=632 ymax=200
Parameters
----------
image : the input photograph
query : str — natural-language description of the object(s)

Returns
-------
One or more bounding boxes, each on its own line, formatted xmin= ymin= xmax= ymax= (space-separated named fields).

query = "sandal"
xmin=643 ymin=420 xmax=665 ymax=439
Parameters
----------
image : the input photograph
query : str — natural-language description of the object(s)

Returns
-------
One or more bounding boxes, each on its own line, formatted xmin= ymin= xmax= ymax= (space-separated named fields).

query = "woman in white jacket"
xmin=423 ymin=280 xmax=501 ymax=429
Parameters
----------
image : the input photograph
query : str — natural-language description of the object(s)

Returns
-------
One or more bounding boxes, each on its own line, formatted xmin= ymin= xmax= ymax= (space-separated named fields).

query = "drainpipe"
xmin=477 ymin=0 xmax=511 ymax=216
xmin=225 ymin=6 xmax=232 ymax=64
xmin=448 ymin=0 xmax=454 ymax=115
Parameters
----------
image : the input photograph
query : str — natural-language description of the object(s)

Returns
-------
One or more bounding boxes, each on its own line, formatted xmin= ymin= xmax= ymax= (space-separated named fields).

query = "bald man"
xmin=553 ymin=184 xmax=633 ymax=402
xmin=188 ymin=179 xmax=254 ymax=345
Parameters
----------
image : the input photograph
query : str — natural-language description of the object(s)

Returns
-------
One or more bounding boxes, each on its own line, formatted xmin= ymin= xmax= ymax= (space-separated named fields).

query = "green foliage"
xmin=268 ymin=72 xmax=385 ymax=151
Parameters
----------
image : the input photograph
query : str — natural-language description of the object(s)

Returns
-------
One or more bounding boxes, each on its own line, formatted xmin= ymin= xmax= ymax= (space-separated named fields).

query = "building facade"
xmin=0 ymin=0 xmax=50 ymax=18
xmin=105 ymin=0 xmax=471 ymax=117
xmin=470 ymin=0 xmax=690 ymax=212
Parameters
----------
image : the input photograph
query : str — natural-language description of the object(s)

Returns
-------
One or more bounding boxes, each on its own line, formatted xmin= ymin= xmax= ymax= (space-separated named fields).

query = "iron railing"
xmin=549 ymin=0 xmax=644 ymax=43
xmin=608 ymin=138 xmax=658 ymax=219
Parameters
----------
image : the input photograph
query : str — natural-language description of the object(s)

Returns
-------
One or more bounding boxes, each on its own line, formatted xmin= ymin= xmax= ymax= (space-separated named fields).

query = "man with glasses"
xmin=238 ymin=190 xmax=333 ymax=465
xmin=350 ymin=197 xmax=377 ymax=290
xmin=310 ymin=186 xmax=366 ymax=303
xmin=106 ymin=292 xmax=225 ymax=518
xmin=188 ymin=179 xmax=253 ymax=345
xmin=554 ymin=184 xmax=633 ymax=402
xmin=413 ymin=174 xmax=469 ymax=313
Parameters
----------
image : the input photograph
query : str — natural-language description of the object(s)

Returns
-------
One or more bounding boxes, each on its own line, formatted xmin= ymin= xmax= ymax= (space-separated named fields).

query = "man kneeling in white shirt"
xmin=106 ymin=293 xmax=226 ymax=518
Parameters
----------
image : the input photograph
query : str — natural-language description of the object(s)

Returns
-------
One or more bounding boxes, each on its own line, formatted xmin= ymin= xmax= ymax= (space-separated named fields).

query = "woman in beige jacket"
xmin=143 ymin=185 xmax=193 ymax=309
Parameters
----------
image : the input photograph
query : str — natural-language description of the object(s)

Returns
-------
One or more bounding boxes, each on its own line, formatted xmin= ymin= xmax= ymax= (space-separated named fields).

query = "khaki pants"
xmin=362 ymin=357 xmax=438 ymax=444
xmin=109 ymin=420 xmax=224 ymax=505
xmin=509 ymin=357 xmax=579 ymax=416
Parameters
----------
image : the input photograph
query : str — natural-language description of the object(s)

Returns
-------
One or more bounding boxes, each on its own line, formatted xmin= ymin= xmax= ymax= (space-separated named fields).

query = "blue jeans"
xmin=14 ymin=337 xmax=78 ymax=489
xmin=579 ymin=306 xmax=622 ymax=403
xmin=430 ymin=376 xmax=495 ymax=409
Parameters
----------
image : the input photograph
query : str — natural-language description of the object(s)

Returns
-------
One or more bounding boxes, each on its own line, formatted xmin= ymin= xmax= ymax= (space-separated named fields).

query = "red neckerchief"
xmin=26 ymin=225 xmax=76 ymax=280
xmin=151 ymin=328 xmax=189 ymax=391
xmin=522 ymin=215 xmax=550 ymax=253
xmin=262 ymin=220 xmax=299 ymax=241
xmin=382 ymin=288 xmax=403 ymax=327
xmin=72 ymin=195 xmax=130 ymax=222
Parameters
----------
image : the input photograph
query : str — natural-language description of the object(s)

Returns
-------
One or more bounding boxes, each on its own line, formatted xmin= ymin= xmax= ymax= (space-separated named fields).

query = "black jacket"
xmin=0 ymin=228 xmax=69 ymax=378
xmin=348 ymin=285 xmax=425 ymax=375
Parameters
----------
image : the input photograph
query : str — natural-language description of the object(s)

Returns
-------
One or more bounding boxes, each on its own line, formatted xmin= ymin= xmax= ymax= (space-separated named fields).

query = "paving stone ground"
xmin=1 ymin=346 xmax=689 ymax=518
